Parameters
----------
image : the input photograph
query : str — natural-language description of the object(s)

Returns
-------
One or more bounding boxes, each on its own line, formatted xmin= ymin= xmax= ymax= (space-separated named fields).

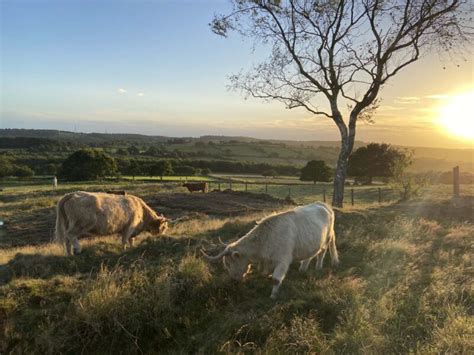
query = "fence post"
xmin=323 ymin=188 xmax=326 ymax=203
xmin=378 ymin=188 xmax=382 ymax=203
xmin=453 ymin=166 xmax=460 ymax=197
xmin=351 ymin=188 xmax=354 ymax=206
xmin=218 ymin=183 xmax=221 ymax=191
xmin=229 ymin=181 xmax=232 ymax=190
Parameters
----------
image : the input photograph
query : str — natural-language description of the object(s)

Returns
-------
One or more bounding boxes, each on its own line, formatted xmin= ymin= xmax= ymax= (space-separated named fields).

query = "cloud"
xmin=393 ymin=96 xmax=420 ymax=104
xmin=378 ymin=105 xmax=403 ymax=111
xmin=137 ymin=92 xmax=144 ymax=97
xmin=117 ymin=88 xmax=127 ymax=94
xmin=425 ymin=94 xmax=449 ymax=100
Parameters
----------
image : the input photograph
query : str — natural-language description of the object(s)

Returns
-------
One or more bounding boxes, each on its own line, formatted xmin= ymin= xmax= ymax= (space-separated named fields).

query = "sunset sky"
xmin=1 ymin=0 xmax=473 ymax=149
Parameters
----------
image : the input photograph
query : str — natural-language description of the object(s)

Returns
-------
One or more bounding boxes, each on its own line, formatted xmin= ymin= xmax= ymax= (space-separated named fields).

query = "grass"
xmin=121 ymin=175 xmax=214 ymax=182
xmin=1 ymin=183 xmax=473 ymax=353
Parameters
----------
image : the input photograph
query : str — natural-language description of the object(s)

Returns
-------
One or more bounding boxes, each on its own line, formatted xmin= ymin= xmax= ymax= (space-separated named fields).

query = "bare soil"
xmin=147 ymin=189 xmax=295 ymax=219
xmin=1 ymin=190 xmax=293 ymax=248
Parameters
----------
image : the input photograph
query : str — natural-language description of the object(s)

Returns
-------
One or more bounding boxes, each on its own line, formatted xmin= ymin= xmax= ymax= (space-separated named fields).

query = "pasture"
xmin=0 ymin=182 xmax=473 ymax=353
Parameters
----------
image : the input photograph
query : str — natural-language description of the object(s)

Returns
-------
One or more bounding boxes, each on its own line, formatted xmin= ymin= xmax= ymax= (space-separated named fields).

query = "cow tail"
xmin=54 ymin=193 xmax=74 ymax=245
xmin=327 ymin=209 xmax=339 ymax=266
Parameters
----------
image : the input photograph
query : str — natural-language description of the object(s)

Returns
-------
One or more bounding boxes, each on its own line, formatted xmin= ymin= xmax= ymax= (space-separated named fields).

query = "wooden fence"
xmin=205 ymin=180 xmax=390 ymax=206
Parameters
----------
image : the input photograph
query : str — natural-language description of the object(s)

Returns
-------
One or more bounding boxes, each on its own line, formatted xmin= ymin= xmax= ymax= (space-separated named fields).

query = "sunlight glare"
xmin=438 ymin=90 xmax=474 ymax=140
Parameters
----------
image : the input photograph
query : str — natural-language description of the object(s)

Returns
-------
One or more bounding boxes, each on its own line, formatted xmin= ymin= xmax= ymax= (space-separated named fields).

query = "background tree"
xmin=116 ymin=148 xmax=129 ymax=156
xmin=262 ymin=169 xmax=278 ymax=177
xmin=174 ymin=165 xmax=196 ymax=176
xmin=149 ymin=160 xmax=173 ymax=180
xmin=389 ymin=150 xmax=427 ymax=200
xmin=127 ymin=145 xmax=140 ymax=155
xmin=13 ymin=165 xmax=35 ymax=179
xmin=60 ymin=149 xmax=118 ymax=181
xmin=44 ymin=163 xmax=58 ymax=176
xmin=300 ymin=160 xmax=332 ymax=183
xmin=202 ymin=168 xmax=212 ymax=176
xmin=128 ymin=159 xmax=142 ymax=180
xmin=212 ymin=0 xmax=469 ymax=206
xmin=0 ymin=156 xmax=13 ymax=179
xmin=348 ymin=143 xmax=404 ymax=184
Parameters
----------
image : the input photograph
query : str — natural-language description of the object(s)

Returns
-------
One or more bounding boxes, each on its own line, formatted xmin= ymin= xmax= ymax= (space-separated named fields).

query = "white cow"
xmin=202 ymin=202 xmax=339 ymax=298
xmin=55 ymin=191 xmax=168 ymax=255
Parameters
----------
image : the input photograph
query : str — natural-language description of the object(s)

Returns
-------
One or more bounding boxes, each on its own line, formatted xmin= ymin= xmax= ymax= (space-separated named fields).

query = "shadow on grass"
xmin=0 ymin=235 xmax=200 ymax=285
xmin=0 ymin=216 xmax=254 ymax=286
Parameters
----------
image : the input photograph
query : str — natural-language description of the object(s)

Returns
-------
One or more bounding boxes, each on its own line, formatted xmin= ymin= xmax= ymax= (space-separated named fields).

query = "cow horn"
xmin=200 ymin=247 xmax=230 ymax=262
xmin=218 ymin=236 xmax=227 ymax=246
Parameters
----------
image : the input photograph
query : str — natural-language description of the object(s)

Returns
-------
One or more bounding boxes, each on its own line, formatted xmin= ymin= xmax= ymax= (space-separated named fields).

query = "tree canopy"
xmin=0 ymin=156 xmax=14 ymax=178
xmin=149 ymin=160 xmax=173 ymax=178
xmin=348 ymin=143 xmax=405 ymax=184
xmin=60 ymin=149 xmax=118 ymax=181
xmin=300 ymin=160 xmax=332 ymax=183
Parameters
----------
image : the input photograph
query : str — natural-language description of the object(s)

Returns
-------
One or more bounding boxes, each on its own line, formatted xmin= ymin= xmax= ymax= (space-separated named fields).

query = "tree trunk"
xmin=330 ymin=102 xmax=359 ymax=208
xmin=332 ymin=119 xmax=357 ymax=207
xmin=332 ymin=138 xmax=351 ymax=207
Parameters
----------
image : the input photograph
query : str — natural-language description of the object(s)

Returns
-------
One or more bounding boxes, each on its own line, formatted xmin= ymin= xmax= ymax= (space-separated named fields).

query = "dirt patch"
xmin=1 ymin=190 xmax=293 ymax=248
xmin=146 ymin=190 xmax=295 ymax=219
xmin=0 ymin=207 xmax=56 ymax=249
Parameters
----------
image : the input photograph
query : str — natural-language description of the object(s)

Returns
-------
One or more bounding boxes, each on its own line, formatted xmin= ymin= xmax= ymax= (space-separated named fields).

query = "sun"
xmin=438 ymin=90 xmax=474 ymax=140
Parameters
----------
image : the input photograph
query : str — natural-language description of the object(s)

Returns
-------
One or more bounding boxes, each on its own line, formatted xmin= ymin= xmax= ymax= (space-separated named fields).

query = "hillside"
xmin=0 ymin=129 xmax=472 ymax=172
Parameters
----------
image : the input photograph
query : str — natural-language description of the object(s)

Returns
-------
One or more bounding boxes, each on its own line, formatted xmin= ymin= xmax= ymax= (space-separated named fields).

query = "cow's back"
xmin=62 ymin=192 xmax=144 ymax=235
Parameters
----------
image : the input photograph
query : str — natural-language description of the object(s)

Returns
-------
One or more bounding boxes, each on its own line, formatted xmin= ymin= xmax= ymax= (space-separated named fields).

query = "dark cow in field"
xmin=183 ymin=182 xmax=208 ymax=193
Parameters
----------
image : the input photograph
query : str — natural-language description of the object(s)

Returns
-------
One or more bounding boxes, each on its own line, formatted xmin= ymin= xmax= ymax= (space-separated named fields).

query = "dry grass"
xmin=1 ymin=183 xmax=473 ymax=353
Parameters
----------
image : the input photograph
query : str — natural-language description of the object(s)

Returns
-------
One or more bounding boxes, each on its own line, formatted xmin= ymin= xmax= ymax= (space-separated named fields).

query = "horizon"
xmin=1 ymin=0 xmax=473 ymax=149
xmin=2 ymin=127 xmax=473 ymax=151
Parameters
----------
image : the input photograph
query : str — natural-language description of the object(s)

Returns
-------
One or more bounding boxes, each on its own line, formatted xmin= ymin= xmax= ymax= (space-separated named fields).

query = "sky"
xmin=1 ymin=0 xmax=473 ymax=149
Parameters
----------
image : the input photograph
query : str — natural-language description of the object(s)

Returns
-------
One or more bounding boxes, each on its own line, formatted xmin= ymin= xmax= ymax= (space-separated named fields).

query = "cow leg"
xmin=65 ymin=234 xmax=81 ymax=255
xmin=316 ymin=249 xmax=328 ymax=270
xmin=259 ymin=262 xmax=271 ymax=277
xmin=270 ymin=263 xmax=290 ymax=299
xmin=299 ymin=257 xmax=314 ymax=272
xmin=65 ymin=239 xmax=73 ymax=256
xmin=65 ymin=227 xmax=83 ymax=255
xmin=121 ymin=228 xmax=138 ymax=251
xmin=72 ymin=238 xmax=82 ymax=255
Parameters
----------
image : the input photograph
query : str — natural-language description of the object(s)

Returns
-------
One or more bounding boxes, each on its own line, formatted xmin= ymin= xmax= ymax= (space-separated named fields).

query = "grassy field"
xmin=121 ymin=175 xmax=215 ymax=182
xmin=1 ymin=182 xmax=473 ymax=353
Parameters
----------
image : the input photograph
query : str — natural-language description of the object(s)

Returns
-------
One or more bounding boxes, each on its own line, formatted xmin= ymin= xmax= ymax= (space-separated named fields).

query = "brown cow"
xmin=183 ymin=182 xmax=208 ymax=193
xmin=55 ymin=191 xmax=168 ymax=255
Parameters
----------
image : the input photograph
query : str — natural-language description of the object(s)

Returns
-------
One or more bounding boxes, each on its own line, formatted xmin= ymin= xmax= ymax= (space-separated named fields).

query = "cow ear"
xmin=232 ymin=251 xmax=240 ymax=259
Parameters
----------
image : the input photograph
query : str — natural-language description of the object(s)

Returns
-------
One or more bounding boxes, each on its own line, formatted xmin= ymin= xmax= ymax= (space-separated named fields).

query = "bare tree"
xmin=211 ymin=0 xmax=470 ymax=207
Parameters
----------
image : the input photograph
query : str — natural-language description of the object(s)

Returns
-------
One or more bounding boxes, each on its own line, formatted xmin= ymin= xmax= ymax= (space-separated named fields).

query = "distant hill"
xmin=1 ymin=128 xmax=472 ymax=172
xmin=0 ymin=129 xmax=171 ymax=145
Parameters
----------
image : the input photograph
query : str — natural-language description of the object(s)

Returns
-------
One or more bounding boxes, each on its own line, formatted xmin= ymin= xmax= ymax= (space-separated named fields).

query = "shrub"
xmin=60 ymin=149 xmax=119 ymax=181
xmin=300 ymin=160 xmax=332 ymax=183
xmin=13 ymin=165 xmax=35 ymax=179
